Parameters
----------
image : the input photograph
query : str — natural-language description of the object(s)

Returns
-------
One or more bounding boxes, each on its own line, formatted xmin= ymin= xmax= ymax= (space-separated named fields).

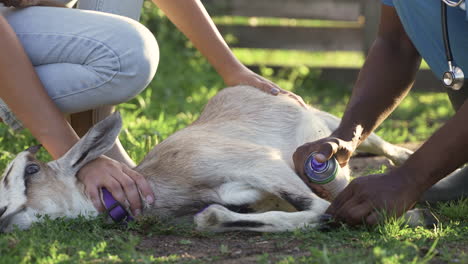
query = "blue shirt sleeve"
xmin=381 ymin=0 xmax=394 ymax=6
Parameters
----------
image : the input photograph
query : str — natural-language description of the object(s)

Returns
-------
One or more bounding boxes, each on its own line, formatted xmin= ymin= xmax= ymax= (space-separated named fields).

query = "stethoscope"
xmin=441 ymin=0 xmax=465 ymax=90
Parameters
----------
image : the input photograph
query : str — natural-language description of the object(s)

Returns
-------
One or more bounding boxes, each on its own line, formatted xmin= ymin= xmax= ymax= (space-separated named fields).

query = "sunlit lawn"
xmin=0 ymin=5 xmax=465 ymax=264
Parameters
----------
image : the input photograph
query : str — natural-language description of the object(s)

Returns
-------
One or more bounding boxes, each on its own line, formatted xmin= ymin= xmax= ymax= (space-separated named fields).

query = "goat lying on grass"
xmin=0 ymin=86 xmax=428 ymax=233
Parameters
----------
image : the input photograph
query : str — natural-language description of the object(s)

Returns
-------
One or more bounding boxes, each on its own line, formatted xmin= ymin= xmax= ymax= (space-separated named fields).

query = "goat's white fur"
xmin=0 ymin=86 xmax=414 ymax=232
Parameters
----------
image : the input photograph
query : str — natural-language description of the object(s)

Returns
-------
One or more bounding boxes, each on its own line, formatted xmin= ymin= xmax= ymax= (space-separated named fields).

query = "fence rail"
xmin=217 ymin=26 xmax=363 ymax=51
xmin=203 ymin=0 xmax=442 ymax=92
xmin=204 ymin=0 xmax=363 ymax=21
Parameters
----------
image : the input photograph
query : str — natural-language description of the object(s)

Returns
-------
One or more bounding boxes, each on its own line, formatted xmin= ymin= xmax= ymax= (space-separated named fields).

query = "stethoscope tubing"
xmin=441 ymin=1 xmax=454 ymax=63
xmin=442 ymin=0 xmax=464 ymax=7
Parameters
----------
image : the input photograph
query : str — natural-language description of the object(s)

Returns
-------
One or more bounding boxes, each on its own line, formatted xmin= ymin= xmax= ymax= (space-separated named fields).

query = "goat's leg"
xmin=194 ymin=163 xmax=330 ymax=232
xmin=310 ymin=110 xmax=413 ymax=166
xmin=195 ymin=203 xmax=329 ymax=232
xmin=356 ymin=132 xmax=413 ymax=166
xmin=193 ymin=173 xmax=435 ymax=231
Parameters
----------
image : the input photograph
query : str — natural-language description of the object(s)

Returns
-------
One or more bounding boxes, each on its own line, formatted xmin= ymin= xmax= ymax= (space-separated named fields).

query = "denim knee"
xmin=0 ymin=12 xmax=159 ymax=132
xmin=46 ymin=14 xmax=160 ymax=110
xmin=103 ymin=17 xmax=159 ymax=105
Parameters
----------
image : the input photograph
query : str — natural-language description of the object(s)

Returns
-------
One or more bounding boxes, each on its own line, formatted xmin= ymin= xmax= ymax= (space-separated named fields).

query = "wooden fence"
xmin=203 ymin=0 xmax=441 ymax=92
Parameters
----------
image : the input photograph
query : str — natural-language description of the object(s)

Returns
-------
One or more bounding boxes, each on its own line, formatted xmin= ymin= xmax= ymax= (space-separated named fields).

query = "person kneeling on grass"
xmin=0 ymin=0 xmax=293 ymax=218
xmin=293 ymin=0 xmax=468 ymax=226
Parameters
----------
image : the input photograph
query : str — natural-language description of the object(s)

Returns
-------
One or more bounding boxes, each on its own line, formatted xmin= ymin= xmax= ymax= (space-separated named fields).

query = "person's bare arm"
xmin=0 ymin=15 xmax=78 ymax=158
xmin=331 ymin=5 xmax=421 ymax=153
xmin=151 ymin=0 xmax=242 ymax=84
xmin=328 ymin=99 xmax=468 ymax=225
xmin=151 ymin=0 xmax=305 ymax=104
xmin=0 ymin=16 xmax=154 ymax=214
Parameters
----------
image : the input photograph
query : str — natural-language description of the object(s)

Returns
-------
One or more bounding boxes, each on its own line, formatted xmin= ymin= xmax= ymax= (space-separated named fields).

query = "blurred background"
xmin=0 ymin=0 xmax=455 ymax=165
xmin=0 ymin=2 xmax=465 ymax=263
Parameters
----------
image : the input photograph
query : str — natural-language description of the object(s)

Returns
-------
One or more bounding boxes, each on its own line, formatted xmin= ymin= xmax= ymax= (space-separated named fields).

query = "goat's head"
xmin=0 ymin=112 xmax=122 ymax=232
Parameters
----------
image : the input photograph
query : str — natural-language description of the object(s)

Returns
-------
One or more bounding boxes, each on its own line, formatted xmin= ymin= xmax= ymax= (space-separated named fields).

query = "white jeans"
xmin=0 ymin=0 xmax=159 ymax=130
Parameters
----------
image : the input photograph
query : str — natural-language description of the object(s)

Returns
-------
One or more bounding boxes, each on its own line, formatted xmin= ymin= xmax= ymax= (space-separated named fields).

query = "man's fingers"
xmin=366 ymin=211 xmax=380 ymax=226
xmin=316 ymin=142 xmax=338 ymax=162
xmin=293 ymin=144 xmax=313 ymax=176
xmin=293 ymin=140 xmax=337 ymax=176
xmin=337 ymin=201 xmax=373 ymax=226
xmin=123 ymin=166 xmax=155 ymax=206
xmin=333 ymin=198 xmax=359 ymax=222
xmin=326 ymin=185 xmax=354 ymax=215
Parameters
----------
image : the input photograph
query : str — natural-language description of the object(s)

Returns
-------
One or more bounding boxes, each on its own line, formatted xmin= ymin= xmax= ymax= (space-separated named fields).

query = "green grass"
xmin=0 ymin=4 xmax=466 ymax=264
xmin=0 ymin=200 xmax=466 ymax=263
xmin=211 ymin=16 xmax=362 ymax=28
xmin=232 ymin=49 xmax=431 ymax=69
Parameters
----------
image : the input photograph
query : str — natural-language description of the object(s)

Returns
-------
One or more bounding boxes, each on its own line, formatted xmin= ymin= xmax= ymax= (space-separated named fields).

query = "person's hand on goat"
xmin=223 ymin=65 xmax=306 ymax=107
xmin=77 ymin=156 xmax=155 ymax=217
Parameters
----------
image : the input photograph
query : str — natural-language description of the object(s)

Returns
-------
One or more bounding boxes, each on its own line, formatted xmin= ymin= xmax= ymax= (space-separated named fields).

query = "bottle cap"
xmin=304 ymin=153 xmax=337 ymax=184
xmin=311 ymin=158 xmax=327 ymax=172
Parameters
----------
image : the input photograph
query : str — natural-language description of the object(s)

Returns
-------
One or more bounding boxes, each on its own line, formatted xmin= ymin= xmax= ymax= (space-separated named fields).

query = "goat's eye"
xmin=25 ymin=164 xmax=40 ymax=175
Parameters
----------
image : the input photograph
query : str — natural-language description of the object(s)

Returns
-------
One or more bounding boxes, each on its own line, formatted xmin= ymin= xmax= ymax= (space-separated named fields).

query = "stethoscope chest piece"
xmin=441 ymin=1 xmax=465 ymax=90
xmin=443 ymin=64 xmax=464 ymax=90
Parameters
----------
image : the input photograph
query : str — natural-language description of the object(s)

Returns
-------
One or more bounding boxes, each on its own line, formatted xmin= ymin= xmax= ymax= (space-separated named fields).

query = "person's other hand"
xmin=326 ymin=169 xmax=423 ymax=226
xmin=77 ymin=156 xmax=155 ymax=217
xmin=223 ymin=66 xmax=306 ymax=107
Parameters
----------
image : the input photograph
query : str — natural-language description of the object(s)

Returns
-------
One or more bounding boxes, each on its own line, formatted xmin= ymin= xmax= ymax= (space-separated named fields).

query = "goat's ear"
xmin=54 ymin=112 xmax=122 ymax=173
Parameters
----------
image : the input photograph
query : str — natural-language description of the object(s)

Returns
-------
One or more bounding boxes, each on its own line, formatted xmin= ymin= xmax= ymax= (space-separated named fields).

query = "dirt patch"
xmin=350 ymin=142 xmax=422 ymax=176
xmin=138 ymin=232 xmax=307 ymax=263
xmin=348 ymin=156 xmax=394 ymax=176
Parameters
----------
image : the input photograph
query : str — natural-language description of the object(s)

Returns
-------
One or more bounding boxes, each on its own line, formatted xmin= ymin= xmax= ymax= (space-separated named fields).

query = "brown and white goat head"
xmin=0 ymin=112 xmax=122 ymax=232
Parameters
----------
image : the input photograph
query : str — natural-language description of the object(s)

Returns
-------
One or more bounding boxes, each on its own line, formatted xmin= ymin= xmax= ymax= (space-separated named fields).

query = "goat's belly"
xmin=251 ymin=194 xmax=298 ymax=213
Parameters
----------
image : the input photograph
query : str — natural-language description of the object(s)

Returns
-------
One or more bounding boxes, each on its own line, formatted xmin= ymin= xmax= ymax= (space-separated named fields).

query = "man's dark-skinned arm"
xmin=328 ymin=97 xmax=468 ymax=225
xmin=293 ymin=5 xmax=427 ymax=225
xmin=294 ymin=6 xmax=421 ymax=193
xmin=331 ymin=5 xmax=422 ymax=156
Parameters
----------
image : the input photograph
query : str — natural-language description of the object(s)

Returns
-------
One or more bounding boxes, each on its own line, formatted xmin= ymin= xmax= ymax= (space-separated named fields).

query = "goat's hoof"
xmin=194 ymin=204 xmax=231 ymax=231
xmin=319 ymin=213 xmax=333 ymax=222
xmin=420 ymin=209 xmax=439 ymax=228
xmin=405 ymin=208 xmax=439 ymax=228
xmin=318 ymin=214 xmax=340 ymax=232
